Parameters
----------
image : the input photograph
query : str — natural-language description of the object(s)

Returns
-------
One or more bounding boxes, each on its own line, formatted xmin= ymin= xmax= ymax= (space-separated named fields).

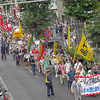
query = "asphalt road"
xmin=0 ymin=51 xmax=100 ymax=100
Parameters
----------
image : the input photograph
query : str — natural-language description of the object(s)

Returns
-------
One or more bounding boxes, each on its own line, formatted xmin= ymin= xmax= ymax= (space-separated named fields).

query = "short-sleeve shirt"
xmin=67 ymin=71 xmax=75 ymax=82
xmin=64 ymin=34 xmax=68 ymax=39
xmin=43 ymin=60 xmax=49 ymax=68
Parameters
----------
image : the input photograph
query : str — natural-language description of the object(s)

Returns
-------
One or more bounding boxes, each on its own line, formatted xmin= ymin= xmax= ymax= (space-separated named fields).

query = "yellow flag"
xmin=54 ymin=42 xmax=57 ymax=55
xmin=40 ymin=43 xmax=42 ymax=54
xmin=68 ymin=25 xmax=72 ymax=49
xmin=73 ymin=44 xmax=78 ymax=63
xmin=19 ymin=22 xmax=22 ymax=30
xmin=27 ymin=38 xmax=29 ymax=49
xmin=77 ymin=34 xmax=93 ymax=61
xmin=56 ymin=56 xmax=61 ymax=63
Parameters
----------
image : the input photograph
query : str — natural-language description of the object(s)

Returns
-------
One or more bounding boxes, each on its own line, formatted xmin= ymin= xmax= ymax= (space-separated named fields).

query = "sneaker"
xmin=25 ymin=67 xmax=27 ymax=69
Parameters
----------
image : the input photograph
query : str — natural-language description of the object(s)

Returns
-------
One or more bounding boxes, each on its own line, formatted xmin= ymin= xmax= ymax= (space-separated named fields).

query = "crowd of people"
xmin=0 ymin=27 xmax=100 ymax=100
xmin=49 ymin=21 xmax=76 ymax=49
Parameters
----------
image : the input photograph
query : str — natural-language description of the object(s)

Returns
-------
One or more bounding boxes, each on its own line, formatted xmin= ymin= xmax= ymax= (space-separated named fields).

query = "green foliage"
xmin=62 ymin=0 xmax=98 ymax=22
xmin=18 ymin=0 xmax=58 ymax=33
xmin=81 ymin=10 xmax=100 ymax=49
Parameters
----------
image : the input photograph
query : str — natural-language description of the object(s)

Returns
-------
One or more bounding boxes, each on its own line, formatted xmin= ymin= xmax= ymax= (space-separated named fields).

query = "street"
xmin=0 ymin=51 xmax=100 ymax=100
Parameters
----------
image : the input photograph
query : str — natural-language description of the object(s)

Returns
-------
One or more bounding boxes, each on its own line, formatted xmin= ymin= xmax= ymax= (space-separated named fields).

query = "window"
xmin=51 ymin=0 xmax=55 ymax=3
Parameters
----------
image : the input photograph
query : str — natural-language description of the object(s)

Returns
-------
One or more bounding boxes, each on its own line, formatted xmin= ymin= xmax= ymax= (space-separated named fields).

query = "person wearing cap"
xmin=57 ymin=61 xmax=66 ymax=85
xmin=71 ymin=76 xmax=83 ymax=100
xmin=15 ymin=47 xmax=20 ymax=66
xmin=45 ymin=70 xmax=54 ymax=97
xmin=86 ymin=70 xmax=92 ymax=76
xmin=30 ymin=55 xmax=36 ymax=75
xmin=1 ymin=43 xmax=6 ymax=59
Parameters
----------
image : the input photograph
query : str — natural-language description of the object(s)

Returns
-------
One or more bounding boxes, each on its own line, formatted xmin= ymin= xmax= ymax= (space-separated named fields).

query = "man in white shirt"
xmin=74 ymin=59 xmax=82 ymax=72
xmin=24 ymin=51 xmax=30 ymax=69
xmin=65 ymin=59 xmax=71 ymax=74
xmin=79 ymin=67 xmax=85 ymax=76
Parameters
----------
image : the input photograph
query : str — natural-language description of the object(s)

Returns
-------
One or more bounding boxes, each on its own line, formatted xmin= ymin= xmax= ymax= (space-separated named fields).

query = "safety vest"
xmin=31 ymin=58 xmax=35 ymax=64
xmin=45 ymin=74 xmax=50 ymax=83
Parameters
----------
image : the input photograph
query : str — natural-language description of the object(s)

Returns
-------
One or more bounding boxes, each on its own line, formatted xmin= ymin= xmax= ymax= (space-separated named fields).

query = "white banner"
xmin=77 ymin=74 xmax=100 ymax=96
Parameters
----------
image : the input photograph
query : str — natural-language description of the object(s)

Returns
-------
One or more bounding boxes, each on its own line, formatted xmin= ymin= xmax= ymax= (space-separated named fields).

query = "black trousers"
xmin=68 ymin=81 xmax=72 ymax=89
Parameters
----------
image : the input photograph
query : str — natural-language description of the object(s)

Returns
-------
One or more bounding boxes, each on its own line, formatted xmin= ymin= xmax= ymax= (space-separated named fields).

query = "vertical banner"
xmin=68 ymin=25 xmax=72 ymax=49
xmin=40 ymin=43 xmax=42 ymax=54
xmin=41 ymin=45 xmax=44 ymax=57
xmin=44 ymin=30 xmax=49 ymax=47
xmin=0 ymin=16 xmax=4 ymax=30
xmin=73 ymin=44 xmax=78 ymax=63
xmin=54 ymin=42 xmax=57 ymax=55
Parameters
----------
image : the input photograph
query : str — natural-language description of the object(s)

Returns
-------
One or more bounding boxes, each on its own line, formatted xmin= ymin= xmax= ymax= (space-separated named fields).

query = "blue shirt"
xmin=64 ymin=34 xmax=68 ymax=39
xmin=94 ymin=68 xmax=99 ymax=74
xmin=67 ymin=71 xmax=75 ymax=82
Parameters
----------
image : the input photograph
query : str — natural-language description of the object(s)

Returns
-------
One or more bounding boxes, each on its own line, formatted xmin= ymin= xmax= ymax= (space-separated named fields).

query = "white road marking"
xmin=28 ymin=69 xmax=39 ymax=79
xmin=0 ymin=77 xmax=15 ymax=100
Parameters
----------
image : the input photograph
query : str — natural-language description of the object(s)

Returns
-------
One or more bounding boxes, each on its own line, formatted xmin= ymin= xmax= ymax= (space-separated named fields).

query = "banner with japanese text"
xmin=77 ymin=74 xmax=100 ymax=96
xmin=44 ymin=30 xmax=49 ymax=47
xmin=77 ymin=34 xmax=93 ymax=61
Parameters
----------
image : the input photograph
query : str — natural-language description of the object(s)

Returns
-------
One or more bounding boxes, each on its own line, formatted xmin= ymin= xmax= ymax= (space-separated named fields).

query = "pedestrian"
xmin=67 ymin=68 xmax=75 ymax=89
xmin=94 ymin=63 xmax=100 ymax=74
xmin=64 ymin=59 xmax=71 ymax=74
xmin=1 ymin=43 xmax=6 ymax=59
xmin=71 ymin=76 xmax=83 ymax=100
xmin=45 ymin=69 xmax=54 ymax=97
xmin=24 ymin=51 xmax=30 ymax=69
xmin=43 ymin=57 xmax=50 ymax=74
xmin=15 ymin=47 xmax=20 ymax=66
xmin=59 ymin=24 xmax=63 ymax=40
xmin=53 ymin=55 xmax=58 ymax=78
xmin=55 ymin=25 xmax=58 ymax=36
xmin=50 ymin=27 xmax=53 ymax=38
xmin=64 ymin=31 xmax=68 ymax=48
xmin=57 ymin=61 xmax=66 ymax=85
xmin=5 ymin=40 xmax=9 ymax=55
xmin=30 ymin=55 xmax=36 ymax=75
xmin=74 ymin=59 xmax=82 ymax=72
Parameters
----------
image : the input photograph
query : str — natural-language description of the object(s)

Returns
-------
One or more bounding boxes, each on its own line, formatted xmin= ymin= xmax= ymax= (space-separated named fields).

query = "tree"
xmin=62 ymin=0 xmax=98 ymax=22
xmin=18 ymin=0 xmax=58 ymax=35
xmin=81 ymin=10 xmax=100 ymax=51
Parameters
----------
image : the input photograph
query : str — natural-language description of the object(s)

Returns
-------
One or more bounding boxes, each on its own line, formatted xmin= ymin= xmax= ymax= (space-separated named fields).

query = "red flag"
xmin=0 ymin=16 xmax=4 ymax=29
xmin=44 ymin=30 xmax=49 ymax=47
xmin=41 ymin=45 xmax=44 ymax=57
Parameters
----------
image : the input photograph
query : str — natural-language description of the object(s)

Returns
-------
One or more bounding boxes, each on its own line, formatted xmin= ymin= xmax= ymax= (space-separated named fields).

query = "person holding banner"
xmin=71 ymin=76 xmax=83 ymax=100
